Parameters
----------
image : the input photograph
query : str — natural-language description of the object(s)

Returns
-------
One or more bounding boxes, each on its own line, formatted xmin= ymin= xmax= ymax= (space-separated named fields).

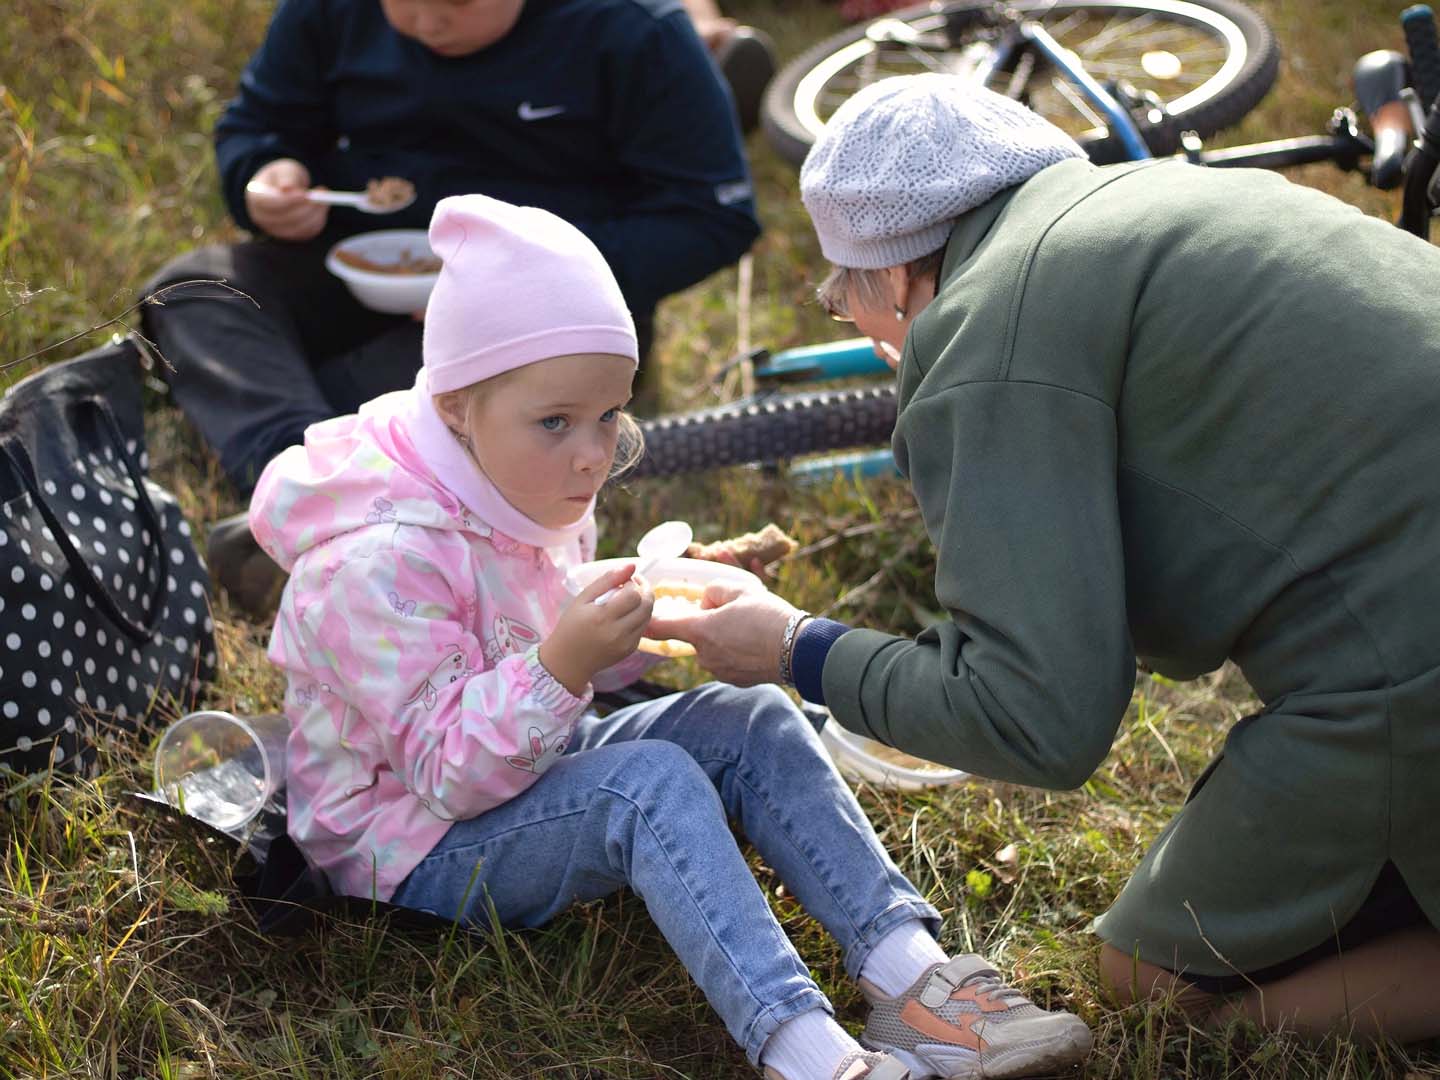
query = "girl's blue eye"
xmin=540 ymin=416 xmax=567 ymax=432
xmin=600 ymin=408 xmax=618 ymax=423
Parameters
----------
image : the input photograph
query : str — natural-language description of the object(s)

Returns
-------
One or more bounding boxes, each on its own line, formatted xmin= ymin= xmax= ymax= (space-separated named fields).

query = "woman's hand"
xmin=540 ymin=564 xmax=654 ymax=696
xmin=646 ymin=582 xmax=802 ymax=686
xmin=245 ymin=158 xmax=329 ymax=241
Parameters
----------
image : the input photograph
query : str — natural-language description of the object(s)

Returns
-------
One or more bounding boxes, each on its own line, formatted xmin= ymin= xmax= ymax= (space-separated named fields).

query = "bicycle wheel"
xmin=631 ymin=385 xmax=898 ymax=478
xmin=763 ymin=0 xmax=1279 ymax=168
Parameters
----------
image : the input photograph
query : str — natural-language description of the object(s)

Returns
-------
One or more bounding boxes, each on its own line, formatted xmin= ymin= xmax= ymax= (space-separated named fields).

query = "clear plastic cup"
xmin=154 ymin=711 xmax=290 ymax=833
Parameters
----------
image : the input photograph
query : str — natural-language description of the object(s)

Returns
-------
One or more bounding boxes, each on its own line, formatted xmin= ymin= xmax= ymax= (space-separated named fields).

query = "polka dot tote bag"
xmin=0 ymin=335 xmax=217 ymax=775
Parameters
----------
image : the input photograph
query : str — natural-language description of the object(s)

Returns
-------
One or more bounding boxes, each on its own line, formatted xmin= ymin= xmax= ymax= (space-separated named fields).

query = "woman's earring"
xmin=894 ymin=305 xmax=905 ymax=321
xmin=454 ymin=430 xmax=472 ymax=448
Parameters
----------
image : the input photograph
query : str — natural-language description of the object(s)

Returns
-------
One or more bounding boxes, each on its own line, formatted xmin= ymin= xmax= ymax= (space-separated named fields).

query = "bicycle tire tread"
xmin=631 ymin=386 xmax=898 ymax=478
xmin=1404 ymin=5 xmax=1440 ymax=111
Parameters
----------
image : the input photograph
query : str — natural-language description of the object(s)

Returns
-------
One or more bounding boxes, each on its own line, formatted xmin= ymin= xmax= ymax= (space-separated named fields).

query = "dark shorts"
xmin=1179 ymin=862 xmax=1430 ymax=995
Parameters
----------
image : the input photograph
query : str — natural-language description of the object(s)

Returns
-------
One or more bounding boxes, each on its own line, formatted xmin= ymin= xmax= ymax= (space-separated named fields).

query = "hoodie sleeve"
xmin=213 ymin=0 xmax=336 ymax=231
xmin=822 ymin=381 xmax=1136 ymax=790
xmin=591 ymin=650 xmax=666 ymax=692
xmin=573 ymin=9 xmax=760 ymax=312
xmin=294 ymin=547 xmax=591 ymax=821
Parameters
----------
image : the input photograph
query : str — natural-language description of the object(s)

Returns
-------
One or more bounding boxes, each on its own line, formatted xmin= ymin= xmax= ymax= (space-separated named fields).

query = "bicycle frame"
xmin=981 ymin=19 xmax=1155 ymax=159
xmin=754 ymin=338 xmax=890 ymax=384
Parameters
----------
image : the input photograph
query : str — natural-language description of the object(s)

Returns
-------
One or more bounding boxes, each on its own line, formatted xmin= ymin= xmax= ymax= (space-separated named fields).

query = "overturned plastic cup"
xmin=154 ymin=711 xmax=290 ymax=833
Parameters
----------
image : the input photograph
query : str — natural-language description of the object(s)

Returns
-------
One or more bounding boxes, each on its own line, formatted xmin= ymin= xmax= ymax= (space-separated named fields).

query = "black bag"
xmin=0 ymin=335 xmax=216 ymax=775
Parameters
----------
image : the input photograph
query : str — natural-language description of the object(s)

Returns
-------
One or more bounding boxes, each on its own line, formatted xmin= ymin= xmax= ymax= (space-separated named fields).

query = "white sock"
xmin=858 ymin=919 xmax=949 ymax=998
xmin=760 ymin=1007 xmax=863 ymax=1080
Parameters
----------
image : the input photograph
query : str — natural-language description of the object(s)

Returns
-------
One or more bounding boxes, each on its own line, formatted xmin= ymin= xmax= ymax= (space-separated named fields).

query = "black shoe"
xmin=715 ymin=26 xmax=777 ymax=135
xmin=207 ymin=511 xmax=287 ymax=622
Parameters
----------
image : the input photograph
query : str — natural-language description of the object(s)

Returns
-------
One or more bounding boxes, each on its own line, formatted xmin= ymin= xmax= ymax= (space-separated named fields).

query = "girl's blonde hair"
xmin=447 ymin=368 xmax=645 ymax=480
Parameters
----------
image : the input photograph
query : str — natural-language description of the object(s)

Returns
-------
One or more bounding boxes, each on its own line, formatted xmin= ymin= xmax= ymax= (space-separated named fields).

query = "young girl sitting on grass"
xmin=246 ymin=194 xmax=1092 ymax=1080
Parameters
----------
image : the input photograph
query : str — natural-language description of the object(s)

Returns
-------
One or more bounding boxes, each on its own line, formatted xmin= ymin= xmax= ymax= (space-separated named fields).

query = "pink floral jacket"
xmin=248 ymin=392 xmax=652 ymax=901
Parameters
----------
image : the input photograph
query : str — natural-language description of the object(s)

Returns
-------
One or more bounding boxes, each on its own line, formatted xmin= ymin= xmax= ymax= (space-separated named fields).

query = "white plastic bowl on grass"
xmin=818 ymin=714 xmax=970 ymax=792
xmin=325 ymin=229 xmax=440 ymax=314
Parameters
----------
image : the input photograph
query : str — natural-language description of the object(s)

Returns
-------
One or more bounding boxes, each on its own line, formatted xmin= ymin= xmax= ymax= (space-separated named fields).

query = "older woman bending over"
xmin=650 ymin=74 xmax=1440 ymax=1042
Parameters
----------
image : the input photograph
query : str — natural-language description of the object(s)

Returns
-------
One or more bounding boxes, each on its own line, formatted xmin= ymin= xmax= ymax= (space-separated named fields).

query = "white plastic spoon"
xmin=594 ymin=519 xmax=693 ymax=605
xmin=244 ymin=182 xmax=417 ymax=215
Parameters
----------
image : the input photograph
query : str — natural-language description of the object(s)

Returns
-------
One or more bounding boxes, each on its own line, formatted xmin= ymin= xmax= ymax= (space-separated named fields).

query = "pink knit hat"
xmin=421 ymin=195 xmax=638 ymax=393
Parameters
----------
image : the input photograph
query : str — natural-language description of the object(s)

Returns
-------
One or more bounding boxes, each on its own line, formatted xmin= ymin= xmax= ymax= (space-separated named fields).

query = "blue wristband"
xmin=790 ymin=617 xmax=850 ymax=706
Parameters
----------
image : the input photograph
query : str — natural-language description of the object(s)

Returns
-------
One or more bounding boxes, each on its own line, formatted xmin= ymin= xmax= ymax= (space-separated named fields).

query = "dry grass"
xmin=3 ymin=0 xmax=1439 ymax=1075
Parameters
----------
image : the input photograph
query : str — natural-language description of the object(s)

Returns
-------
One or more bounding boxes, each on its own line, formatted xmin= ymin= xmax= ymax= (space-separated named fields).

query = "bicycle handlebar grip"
xmin=1371 ymin=102 xmax=1414 ymax=189
xmin=1402 ymin=5 xmax=1440 ymax=110
xmin=1355 ymin=50 xmax=1413 ymax=189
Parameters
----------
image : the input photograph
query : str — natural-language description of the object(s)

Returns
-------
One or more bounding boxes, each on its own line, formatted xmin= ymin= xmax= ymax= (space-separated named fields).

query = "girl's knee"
xmin=678 ymin=683 xmax=828 ymax=769
xmin=708 ymin=681 xmax=811 ymax=726
xmin=591 ymin=740 xmax=727 ymax=835
xmin=743 ymin=684 xmax=825 ymax=749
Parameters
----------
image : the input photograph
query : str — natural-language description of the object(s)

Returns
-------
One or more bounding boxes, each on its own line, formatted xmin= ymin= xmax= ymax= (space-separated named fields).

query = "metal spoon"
xmin=594 ymin=520 xmax=693 ymax=605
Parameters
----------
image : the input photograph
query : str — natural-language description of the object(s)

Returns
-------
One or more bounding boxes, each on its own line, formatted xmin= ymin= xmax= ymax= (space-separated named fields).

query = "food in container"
xmin=566 ymin=556 xmax=765 ymax=658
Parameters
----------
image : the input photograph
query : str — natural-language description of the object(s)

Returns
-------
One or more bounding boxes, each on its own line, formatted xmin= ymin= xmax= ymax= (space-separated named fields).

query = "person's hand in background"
xmin=244 ymin=158 xmax=329 ymax=241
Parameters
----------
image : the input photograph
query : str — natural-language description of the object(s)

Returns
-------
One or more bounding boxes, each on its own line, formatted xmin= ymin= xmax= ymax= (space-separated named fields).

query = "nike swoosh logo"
xmin=518 ymin=102 xmax=566 ymax=121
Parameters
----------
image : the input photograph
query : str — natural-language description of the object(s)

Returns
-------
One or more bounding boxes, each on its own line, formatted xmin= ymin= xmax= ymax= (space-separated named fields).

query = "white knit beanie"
xmin=800 ymin=74 xmax=1085 ymax=269
xmin=422 ymin=194 xmax=637 ymax=393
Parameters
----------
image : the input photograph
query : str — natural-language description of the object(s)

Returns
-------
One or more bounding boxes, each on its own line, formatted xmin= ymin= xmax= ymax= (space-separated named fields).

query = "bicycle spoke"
xmin=1078 ymin=11 xmax=1158 ymax=55
xmin=1040 ymin=11 xmax=1090 ymax=37
xmin=1045 ymin=75 xmax=1111 ymax=129
xmin=1084 ymin=52 xmax=1223 ymax=72
xmin=901 ymin=42 xmax=957 ymax=72
xmin=1081 ymin=61 xmax=1213 ymax=87
xmin=1166 ymin=46 xmax=1229 ymax=61
xmin=1086 ymin=25 xmax=1217 ymax=52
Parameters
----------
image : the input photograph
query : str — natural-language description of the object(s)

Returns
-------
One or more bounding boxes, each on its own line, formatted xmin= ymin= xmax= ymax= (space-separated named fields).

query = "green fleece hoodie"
xmin=821 ymin=157 xmax=1440 ymax=974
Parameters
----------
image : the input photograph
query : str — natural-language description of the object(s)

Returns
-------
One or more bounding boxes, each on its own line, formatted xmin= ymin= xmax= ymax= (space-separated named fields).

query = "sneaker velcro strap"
xmin=867 ymin=1058 xmax=911 ymax=1080
xmin=920 ymin=956 xmax=1000 ymax=1007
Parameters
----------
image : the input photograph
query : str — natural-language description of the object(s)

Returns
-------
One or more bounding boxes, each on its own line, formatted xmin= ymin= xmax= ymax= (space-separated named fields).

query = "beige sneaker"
xmin=763 ymin=1048 xmax=911 ymax=1080
xmin=860 ymin=957 xmax=1092 ymax=1079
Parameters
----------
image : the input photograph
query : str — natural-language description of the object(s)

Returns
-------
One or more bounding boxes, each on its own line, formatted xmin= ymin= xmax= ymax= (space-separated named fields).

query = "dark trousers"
xmin=143 ymin=238 xmax=653 ymax=496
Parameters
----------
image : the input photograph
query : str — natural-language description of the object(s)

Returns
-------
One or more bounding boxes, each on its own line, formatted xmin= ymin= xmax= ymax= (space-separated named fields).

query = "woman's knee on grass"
xmin=1098 ymin=943 xmax=1220 ymax=1014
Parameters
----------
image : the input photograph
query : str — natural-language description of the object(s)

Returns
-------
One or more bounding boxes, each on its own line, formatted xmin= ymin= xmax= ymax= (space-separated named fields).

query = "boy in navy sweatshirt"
xmin=143 ymin=0 xmax=759 ymax=503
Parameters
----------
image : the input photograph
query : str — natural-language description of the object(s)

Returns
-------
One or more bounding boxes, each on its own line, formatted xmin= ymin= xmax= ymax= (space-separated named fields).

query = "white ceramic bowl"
xmin=565 ymin=555 xmax=765 ymax=658
xmin=325 ymin=229 xmax=440 ymax=315
xmin=818 ymin=714 xmax=970 ymax=791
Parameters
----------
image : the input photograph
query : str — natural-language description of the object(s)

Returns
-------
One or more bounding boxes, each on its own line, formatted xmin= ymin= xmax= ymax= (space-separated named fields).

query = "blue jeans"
xmin=391 ymin=683 xmax=940 ymax=1064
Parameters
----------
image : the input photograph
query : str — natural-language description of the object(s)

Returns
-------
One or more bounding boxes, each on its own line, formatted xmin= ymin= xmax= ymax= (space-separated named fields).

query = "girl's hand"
xmin=539 ymin=565 xmax=654 ymax=696
xmin=646 ymin=582 xmax=801 ymax=686
xmin=245 ymin=158 xmax=329 ymax=241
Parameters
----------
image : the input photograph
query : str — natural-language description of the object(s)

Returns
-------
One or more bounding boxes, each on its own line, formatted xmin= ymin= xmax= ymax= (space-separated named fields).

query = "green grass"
xmin=4 ymin=0 xmax=1440 ymax=1075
